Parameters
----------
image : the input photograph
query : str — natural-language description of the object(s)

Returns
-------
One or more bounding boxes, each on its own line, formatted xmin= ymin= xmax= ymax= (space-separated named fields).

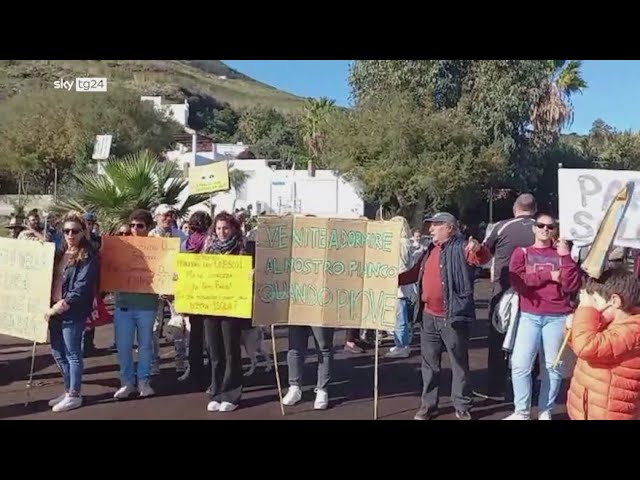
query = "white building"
xmin=136 ymin=96 xmax=364 ymax=218
xmin=169 ymin=147 xmax=363 ymax=218
xmin=140 ymin=96 xmax=189 ymax=128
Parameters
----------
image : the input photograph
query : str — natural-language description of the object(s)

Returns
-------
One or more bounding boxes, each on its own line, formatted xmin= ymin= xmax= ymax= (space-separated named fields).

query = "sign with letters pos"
xmin=188 ymin=161 xmax=230 ymax=195
xmin=174 ymin=253 xmax=254 ymax=318
xmin=100 ymin=236 xmax=179 ymax=295
xmin=253 ymin=216 xmax=402 ymax=330
xmin=558 ymin=168 xmax=640 ymax=249
xmin=0 ymin=238 xmax=55 ymax=343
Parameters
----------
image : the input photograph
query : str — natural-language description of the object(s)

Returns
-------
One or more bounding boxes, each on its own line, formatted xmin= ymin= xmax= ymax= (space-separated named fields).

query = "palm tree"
xmin=530 ymin=60 xmax=587 ymax=142
xmin=56 ymin=150 xmax=208 ymax=233
xmin=301 ymin=97 xmax=337 ymax=174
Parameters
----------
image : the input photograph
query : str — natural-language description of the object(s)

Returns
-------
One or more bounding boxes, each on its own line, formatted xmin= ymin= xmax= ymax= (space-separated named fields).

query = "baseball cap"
xmin=154 ymin=204 xmax=175 ymax=216
xmin=423 ymin=212 xmax=458 ymax=227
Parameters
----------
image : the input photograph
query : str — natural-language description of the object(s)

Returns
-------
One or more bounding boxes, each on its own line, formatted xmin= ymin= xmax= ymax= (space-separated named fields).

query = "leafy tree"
xmin=323 ymin=93 xmax=507 ymax=224
xmin=530 ymin=60 xmax=587 ymax=144
xmin=301 ymin=97 xmax=338 ymax=171
xmin=235 ymin=105 xmax=306 ymax=168
xmin=55 ymin=150 xmax=208 ymax=233
xmin=204 ymin=106 xmax=240 ymax=142
xmin=0 ymin=87 xmax=181 ymax=194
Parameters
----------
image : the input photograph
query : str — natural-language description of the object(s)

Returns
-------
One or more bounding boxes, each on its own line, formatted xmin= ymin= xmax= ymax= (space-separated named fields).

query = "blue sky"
xmin=223 ymin=60 xmax=640 ymax=135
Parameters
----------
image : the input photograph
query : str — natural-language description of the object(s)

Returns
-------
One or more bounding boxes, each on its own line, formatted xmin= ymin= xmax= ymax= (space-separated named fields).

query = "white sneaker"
xmin=113 ymin=384 xmax=137 ymax=400
xmin=52 ymin=395 xmax=83 ymax=412
xmin=48 ymin=392 xmax=67 ymax=407
xmin=385 ymin=346 xmax=410 ymax=359
xmin=503 ymin=412 xmax=530 ymax=420
xmin=207 ymin=401 xmax=221 ymax=412
xmin=282 ymin=386 xmax=302 ymax=406
xmin=219 ymin=401 xmax=238 ymax=412
xmin=314 ymin=388 xmax=329 ymax=410
xmin=137 ymin=379 xmax=155 ymax=398
xmin=538 ymin=411 xmax=553 ymax=420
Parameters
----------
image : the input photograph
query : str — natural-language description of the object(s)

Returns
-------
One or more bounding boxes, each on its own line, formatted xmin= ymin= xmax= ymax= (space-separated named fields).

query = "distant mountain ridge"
xmin=0 ymin=60 xmax=306 ymax=113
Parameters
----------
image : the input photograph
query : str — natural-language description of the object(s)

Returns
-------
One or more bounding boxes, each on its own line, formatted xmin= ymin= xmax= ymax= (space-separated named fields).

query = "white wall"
xmin=140 ymin=96 xmax=189 ymax=128
xmin=173 ymin=157 xmax=364 ymax=219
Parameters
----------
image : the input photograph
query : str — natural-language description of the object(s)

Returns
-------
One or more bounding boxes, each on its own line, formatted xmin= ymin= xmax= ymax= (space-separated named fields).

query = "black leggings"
xmin=204 ymin=317 xmax=244 ymax=404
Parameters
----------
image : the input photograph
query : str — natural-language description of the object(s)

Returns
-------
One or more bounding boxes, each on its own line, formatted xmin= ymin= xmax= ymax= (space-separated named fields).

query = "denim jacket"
xmin=59 ymin=251 xmax=99 ymax=323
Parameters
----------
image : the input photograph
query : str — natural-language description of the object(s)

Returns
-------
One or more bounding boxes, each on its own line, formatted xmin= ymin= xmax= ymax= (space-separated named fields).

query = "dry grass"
xmin=0 ymin=60 xmax=305 ymax=113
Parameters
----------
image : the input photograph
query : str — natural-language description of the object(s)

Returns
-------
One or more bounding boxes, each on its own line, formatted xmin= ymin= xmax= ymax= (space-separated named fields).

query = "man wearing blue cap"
xmin=399 ymin=212 xmax=491 ymax=420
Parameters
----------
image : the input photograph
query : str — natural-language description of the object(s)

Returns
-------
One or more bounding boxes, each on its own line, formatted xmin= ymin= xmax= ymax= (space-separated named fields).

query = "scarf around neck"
xmin=206 ymin=231 xmax=243 ymax=254
xmin=186 ymin=231 xmax=207 ymax=253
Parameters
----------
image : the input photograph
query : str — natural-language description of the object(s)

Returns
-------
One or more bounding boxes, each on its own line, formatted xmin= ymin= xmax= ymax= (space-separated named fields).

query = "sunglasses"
xmin=129 ymin=223 xmax=146 ymax=230
xmin=63 ymin=228 xmax=81 ymax=235
xmin=535 ymin=223 xmax=556 ymax=231
xmin=116 ymin=232 xmax=131 ymax=236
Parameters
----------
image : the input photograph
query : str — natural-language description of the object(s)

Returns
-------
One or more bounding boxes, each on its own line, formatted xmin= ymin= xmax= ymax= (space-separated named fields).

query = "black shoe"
xmin=455 ymin=410 xmax=472 ymax=420
xmin=414 ymin=407 xmax=435 ymax=420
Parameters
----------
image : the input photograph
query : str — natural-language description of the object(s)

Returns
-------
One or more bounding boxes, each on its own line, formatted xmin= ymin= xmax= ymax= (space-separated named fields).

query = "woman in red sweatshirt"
xmin=503 ymin=213 xmax=581 ymax=420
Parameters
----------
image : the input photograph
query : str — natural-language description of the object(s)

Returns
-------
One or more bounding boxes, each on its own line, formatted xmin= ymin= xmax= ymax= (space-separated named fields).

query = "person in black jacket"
xmin=399 ymin=212 xmax=490 ymax=420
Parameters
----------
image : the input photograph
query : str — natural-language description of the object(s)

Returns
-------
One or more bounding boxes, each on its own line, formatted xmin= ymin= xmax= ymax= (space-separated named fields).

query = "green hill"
xmin=0 ymin=60 xmax=306 ymax=113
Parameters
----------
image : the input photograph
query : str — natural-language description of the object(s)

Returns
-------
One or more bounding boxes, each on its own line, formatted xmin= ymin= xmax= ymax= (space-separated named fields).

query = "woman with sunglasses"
xmin=112 ymin=209 xmax=158 ymax=400
xmin=504 ymin=213 xmax=581 ymax=420
xmin=46 ymin=211 xmax=99 ymax=412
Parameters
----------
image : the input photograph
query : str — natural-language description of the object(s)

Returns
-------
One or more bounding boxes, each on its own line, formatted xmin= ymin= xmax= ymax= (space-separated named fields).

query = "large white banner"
xmin=558 ymin=168 xmax=640 ymax=248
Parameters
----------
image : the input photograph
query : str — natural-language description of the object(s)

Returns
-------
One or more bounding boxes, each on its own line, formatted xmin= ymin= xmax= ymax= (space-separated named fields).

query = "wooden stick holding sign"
xmin=552 ymin=181 xmax=635 ymax=369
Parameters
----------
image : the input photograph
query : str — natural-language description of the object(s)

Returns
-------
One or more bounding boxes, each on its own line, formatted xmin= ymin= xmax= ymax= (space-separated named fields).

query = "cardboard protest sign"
xmin=189 ymin=161 xmax=230 ymax=195
xmin=100 ymin=236 xmax=180 ymax=295
xmin=0 ymin=238 xmax=55 ymax=343
xmin=253 ymin=216 xmax=401 ymax=330
xmin=174 ymin=253 xmax=253 ymax=318
xmin=558 ymin=168 xmax=640 ymax=248
xmin=581 ymin=181 xmax=635 ymax=279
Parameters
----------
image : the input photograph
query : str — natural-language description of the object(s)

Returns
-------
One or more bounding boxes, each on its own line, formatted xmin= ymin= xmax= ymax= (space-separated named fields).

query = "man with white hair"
xmin=399 ymin=212 xmax=491 ymax=420
xmin=149 ymin=204 xmax=187 ymax=376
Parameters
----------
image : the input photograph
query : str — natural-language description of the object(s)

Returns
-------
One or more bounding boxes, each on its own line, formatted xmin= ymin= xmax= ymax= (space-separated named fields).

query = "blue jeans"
xmin=511 ymin=312 xmax=567 ymax=415
xmin=114 ymin=308 xmax=156 ymax=385
xmin=49 ymin=318 xmax=85 ymax=395
xmin=393 ymin=298 xmax=413 ymax=348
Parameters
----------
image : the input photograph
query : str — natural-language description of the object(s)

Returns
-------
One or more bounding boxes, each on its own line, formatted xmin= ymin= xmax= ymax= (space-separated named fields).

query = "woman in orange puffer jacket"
xmin=567 ymin=269 xmax=640 ymax=420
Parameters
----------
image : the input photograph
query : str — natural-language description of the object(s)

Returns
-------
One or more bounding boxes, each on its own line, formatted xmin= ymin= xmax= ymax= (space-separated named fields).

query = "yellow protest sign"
xmin=174 ymin=253 xmax=253 ymax=318
xmin=189 ymin=161 xmax=230 ymax=195
xmin=253 ymin=216 xmax=401 ymax=330
xmin=0 ymin=238 xmax=55 ymax=343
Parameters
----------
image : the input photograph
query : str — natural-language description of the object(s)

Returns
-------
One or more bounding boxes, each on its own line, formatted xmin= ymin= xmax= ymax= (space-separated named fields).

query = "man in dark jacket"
xmin=482 ymin=193 xmax=536 ymax=399
xmin=399 ymin=212 xmax=491 ymax=420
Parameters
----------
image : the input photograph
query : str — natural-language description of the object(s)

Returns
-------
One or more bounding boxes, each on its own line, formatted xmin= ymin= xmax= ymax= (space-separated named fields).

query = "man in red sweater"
xmin=399 ymin=212 xmax=491 ymax=420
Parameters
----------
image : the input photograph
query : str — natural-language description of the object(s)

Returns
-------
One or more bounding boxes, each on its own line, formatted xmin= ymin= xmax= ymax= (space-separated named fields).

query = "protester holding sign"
xmin=504 ymin=213 xmax=581 ymax=420
xmin=112 ymin=209 xmax=158 ymax=400
xmin=203 ymin=211 xmax=247 ymax=413
xmin=399 ymin=212 xmax=490 ymax=421
xmin=181 ymin=211 xmax=213 ymax=391
xmin=46 ymin=211 xmax=99 ymax=412
xmin=149 ymin=203 xmax=187 ymax=375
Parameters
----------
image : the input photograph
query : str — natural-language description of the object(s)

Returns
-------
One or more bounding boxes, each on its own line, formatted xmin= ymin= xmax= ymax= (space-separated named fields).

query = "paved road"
xmin=0 ymin=279 xmax=569 ymax=420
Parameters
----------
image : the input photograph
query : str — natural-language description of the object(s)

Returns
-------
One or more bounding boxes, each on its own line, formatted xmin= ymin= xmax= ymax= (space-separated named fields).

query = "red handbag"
xmin=85 ymin=296 xmax=113 ymax=328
